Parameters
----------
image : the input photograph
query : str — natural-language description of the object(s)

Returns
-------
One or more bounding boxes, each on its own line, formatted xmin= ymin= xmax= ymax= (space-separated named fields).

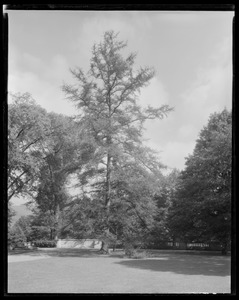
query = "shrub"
xmin=33 ymin=240 xmax=56 ymax=248
xmin=8 ymin=227 xmax=26 ymax=249
xmin=125 ymin=248 xmax=150 ymax=259
xmin=124 ymin=242 xmax=150 ymax=259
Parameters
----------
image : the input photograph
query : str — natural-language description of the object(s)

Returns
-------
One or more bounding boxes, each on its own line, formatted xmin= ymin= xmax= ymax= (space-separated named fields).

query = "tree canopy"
xmin=167 ymin=109 xmax=232 ymax=253
xmin=8 ymin=93 xmax=51 ymax=202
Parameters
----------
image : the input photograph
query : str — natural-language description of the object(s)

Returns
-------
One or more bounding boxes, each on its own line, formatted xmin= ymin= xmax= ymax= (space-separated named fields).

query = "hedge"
xmin=33 ymin=240 xmax=56 ymax=248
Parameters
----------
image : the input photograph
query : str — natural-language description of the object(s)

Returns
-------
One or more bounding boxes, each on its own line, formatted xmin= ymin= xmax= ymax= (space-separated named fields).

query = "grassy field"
xmin=7 ymin=249 xmax=231 ymax=294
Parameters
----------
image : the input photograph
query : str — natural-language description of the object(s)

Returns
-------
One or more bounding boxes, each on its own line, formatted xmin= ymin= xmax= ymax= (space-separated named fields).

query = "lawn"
xmin=7 ymin=249 xmax=231 ymax=294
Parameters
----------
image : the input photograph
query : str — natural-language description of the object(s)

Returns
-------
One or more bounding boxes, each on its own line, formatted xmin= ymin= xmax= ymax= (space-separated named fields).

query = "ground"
xmin=7 ymin=248 xmax=231 ymax=294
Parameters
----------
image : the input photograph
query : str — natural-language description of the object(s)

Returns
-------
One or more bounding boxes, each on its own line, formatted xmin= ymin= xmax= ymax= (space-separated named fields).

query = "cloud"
xmin=159 ymin=141 xmax=195 ymax=171
xmin=139 ymin=77 xmax=169 ymax=108
xmin=181 ymin=64 xmax=232 ymax=129
xmin=138 ymin=76 xmax=175 ymax=152
xmin=144 ymin=139 xmax=195 ymax=171
xmin=71 ymin=11 xmax=157 ymax=70
xmin=179 ymin=36 xmax=232 ymax=130
xmin=73 ymin=13 xmax=137 ymax=69
xmin=8 ymin=50 xmax=77 ymax=116
xmin=142 ymin=36 xmax=233 ymax=171
xmin=178 ymin=124 xmax=196 ymax=141
xmin=156 ymin=11 xmax=202 ymax=24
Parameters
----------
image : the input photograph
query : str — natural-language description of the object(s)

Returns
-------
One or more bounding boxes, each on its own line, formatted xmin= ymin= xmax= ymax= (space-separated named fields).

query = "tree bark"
xmin=101 ymin=93 xmax=112 ymax=254
xmin=221 ymin=239 xmax=230 ymax=255
xmin=100 ymin=240 xmax=109 ymax=254
xmin=54 ymin=204 xmax=60 ymax=241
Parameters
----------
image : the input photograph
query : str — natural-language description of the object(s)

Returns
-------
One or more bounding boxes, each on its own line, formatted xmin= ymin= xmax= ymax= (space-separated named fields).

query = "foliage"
xmin=8 ymin=224 xmax=26 ymax=248
xmin=33 ymin=240 xmax=56 ymax=248
xmin=13 ymin=215 xmax=33 ymax=242
xmin=8 ymin=202 xmax=16 ymax=229
xmin=8 ymin=214 xmax=52 ymax=246
xmin=8 ymin=92 xmax=51 ymax=202
xmin=27 ymin=210 xmax=57 ymax=241
xmin=27 ymin=112 xmax=89 ymax=240
xmin=13 ymin=211 xmax=59 ymax=242
xmin=147 ymin=169 xmax=181 ymax=246
xmin=167 ymin=109 xmax=232 ymax=254
xmin=124 ymin=248 xmax=150 ymax=259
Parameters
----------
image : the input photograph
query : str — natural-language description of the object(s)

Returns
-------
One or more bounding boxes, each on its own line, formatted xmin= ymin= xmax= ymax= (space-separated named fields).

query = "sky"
xmin=6 ymin=9 xmax=234 ymax=204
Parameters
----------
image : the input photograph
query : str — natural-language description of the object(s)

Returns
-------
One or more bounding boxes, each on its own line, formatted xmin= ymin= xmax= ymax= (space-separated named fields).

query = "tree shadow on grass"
xmin=115 ymin=253 xmax=231 ymax=277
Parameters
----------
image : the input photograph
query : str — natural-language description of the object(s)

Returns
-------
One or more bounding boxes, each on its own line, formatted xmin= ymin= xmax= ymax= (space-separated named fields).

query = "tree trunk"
xmin=100 ymin=89 xmax=113 ymax=255
xmin=102 ymin=128 xmax=112 ymax=254
xmin=105 ymin=152 xmax=111 ymax=208
xmin=221 ymin=239 xmax=229 ymax=255
xmin=221 ymin=248 xmax=228 ymax=255
xmin=100 ymin=240 xmax=109 ymax=254
xmin=54 ymin=204 xmax=60 ymax=241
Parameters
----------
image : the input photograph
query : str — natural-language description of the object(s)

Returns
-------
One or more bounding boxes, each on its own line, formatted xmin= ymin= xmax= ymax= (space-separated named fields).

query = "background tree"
xmin=8 ymin=225 xmax=26 ymax=249
xmin=167 ymin=109 xmax=232 ymax=254
xmin=28 ymin=112 xmax=94 ymax=240
xmin=10 ymin=214 xmax=55 ymax=243
xmin=62 ymin=31 xmax=173 ymax=253
xmin=8 ymin=93 xmax=51 ymax=202
xmin=29 ymin=211 xmax=56 ymax=241
xmin=148 ymin=168 xmax=180 ymax=248
xmin=12 ymin=215 xmax=33 ymax=242
xmin=8 ymin=202 xmax=16 ymax=230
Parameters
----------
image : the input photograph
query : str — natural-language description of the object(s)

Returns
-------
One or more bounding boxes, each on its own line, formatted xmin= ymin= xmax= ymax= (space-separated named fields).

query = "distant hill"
xmin=11 ymin=204 xmax=32 ymax=224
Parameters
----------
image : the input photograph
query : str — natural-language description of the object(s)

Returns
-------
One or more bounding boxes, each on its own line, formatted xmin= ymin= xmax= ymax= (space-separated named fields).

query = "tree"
xmin=12 ymin=214 xmax=53 ymax=242
xmin=8 ymin=93 xmax=51 ymax=202
xmin=29 ymin=211 xmax=57 ymax=241
xmin=8 ymin=216 xmax=32 ymax=248
xmin=8 ymin=201 xmax=16 ymax=230
xmin=148 ymin=169 xmax=181 ymax=247
xmin=12 ymin=215 xmax=33 ymax=242
xmin=29 ymin=112 xmax=93 ymax=240
xmin=62 ymin=31 xmax=173 ymax=252
xmin=8 ymin=226 xmax=26 ymax=249
xmin=167 ymin=109 xmax=232 ymax=254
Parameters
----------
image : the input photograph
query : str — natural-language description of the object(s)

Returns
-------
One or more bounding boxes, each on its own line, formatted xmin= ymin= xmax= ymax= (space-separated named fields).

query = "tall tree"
xmin=63 ymin=31 xmax=172 ymax=252
xmin=167 ymin=109 xmax=232 ymax=254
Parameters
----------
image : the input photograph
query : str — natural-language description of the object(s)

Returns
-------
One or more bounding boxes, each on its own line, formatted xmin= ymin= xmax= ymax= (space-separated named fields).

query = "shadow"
xmin=115 ymin=252 xmax=231 ymax=277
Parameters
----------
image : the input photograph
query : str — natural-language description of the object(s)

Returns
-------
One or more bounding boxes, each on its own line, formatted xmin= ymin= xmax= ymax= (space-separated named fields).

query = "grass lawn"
xmin=7 ymin=249 xmax=231 ymax=294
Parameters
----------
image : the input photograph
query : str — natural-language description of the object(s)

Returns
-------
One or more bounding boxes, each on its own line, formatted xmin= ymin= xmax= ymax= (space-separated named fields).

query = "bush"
xmin=144 ymin=240 xmax=174 ymax=250
xmin=33 ymin=240 xmax=56 ymax=248
xmin=124 ymin=242 xmax=150 ymax=259
xmin=8 ymin=227 xmax=26 ymax=249
xmin=125 ymin=248 xmax=150 ymax=259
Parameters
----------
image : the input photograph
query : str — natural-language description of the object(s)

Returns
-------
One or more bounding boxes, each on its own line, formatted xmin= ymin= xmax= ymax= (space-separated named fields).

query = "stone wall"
xmin=57 ymin=239 xmax=102 ymax=249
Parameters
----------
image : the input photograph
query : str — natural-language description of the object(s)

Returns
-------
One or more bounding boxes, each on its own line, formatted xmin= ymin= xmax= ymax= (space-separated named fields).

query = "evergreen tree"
xmin=63 ymin=31 xmax=172 ymax=252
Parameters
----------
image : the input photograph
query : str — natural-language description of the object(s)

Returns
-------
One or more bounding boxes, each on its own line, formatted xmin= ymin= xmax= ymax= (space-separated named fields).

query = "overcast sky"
xmin=7 ymin=10 xmax=233 ymax=181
